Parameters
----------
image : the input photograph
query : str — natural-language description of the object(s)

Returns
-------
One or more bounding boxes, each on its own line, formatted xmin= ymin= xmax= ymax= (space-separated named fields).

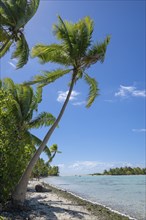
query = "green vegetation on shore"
xmin=31 ymin=158 xmax=59 ymax=178
xmin=90 ymin=166 xmax=146 ymax=176
xmin=0 ymin=83 xmax=60 ymax=203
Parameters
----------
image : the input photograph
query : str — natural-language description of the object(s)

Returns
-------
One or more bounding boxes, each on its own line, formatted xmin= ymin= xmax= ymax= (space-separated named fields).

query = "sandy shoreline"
xmin=1 ymin=179 xmax=133 ymax=220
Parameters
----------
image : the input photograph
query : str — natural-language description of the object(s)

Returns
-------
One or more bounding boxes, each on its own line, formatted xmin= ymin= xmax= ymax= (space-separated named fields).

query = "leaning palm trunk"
xmin=11 ymin=15 xmax=110 ymax=204
xmin=12 ymin=72 xmax=77 ymax=204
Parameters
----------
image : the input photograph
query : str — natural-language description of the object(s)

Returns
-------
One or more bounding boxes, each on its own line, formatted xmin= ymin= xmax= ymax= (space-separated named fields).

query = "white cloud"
xmin=132 ymin=129 xmax=146 ymax=132
xmin=55 ymin=161 xmax=145 ymax=175
xmin=104 ymin=99 xmax=115 ymax=103
xmin=115 ymin=85 xmax=146 ymax=98
xmin=67 ymin=161 xmax=134 ymax=174
xmin=8 ymin=61 xmax=16 ymax=68
xmin=72 ymin=101 xmax=86 ymax=106
xmin=57 ymin=90 xmax=80 ymax=103
xmin=132 ymin=90 xmax=146 ymax=97
xmin=69 ymin=161 xmax=100 ymax=169
xmin=57 ymin=164 xmax=65 ymax=168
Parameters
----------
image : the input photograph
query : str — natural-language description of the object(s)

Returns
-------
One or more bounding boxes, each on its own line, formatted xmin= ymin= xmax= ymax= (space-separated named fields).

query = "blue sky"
xmin=1 ymin=0 xmax=145 ymax=175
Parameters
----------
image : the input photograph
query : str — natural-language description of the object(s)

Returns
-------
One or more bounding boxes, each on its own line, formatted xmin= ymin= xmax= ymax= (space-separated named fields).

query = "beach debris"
xmin=35 ymin=184 xmax=52 ymax=193
xmin=35 ymin=184 xmax=43 ymax=192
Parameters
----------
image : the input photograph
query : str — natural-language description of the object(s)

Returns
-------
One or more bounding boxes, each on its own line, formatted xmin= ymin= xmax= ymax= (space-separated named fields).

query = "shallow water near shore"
xmin=43 ymin=175 xmax=146 ymax=220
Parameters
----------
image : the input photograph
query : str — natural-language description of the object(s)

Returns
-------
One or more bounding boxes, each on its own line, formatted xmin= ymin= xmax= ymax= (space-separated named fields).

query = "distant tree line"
xmin=91 ymin=167 xmax=146 ymax=176
xmin=31 ymin=158 xmax=59 ymax=178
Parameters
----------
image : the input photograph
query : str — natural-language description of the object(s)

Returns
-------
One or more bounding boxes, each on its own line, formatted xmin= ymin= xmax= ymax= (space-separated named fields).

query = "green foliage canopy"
xmin=27 ymin=16 xmax=110 ymax=108
xmin=0 ymin=89 xmax=33 ymax=202
xmin=0 ymin=0 xmax=40 ymax=68
xmin=0 ymin=79 xmax=58 ymax=203
xmin=31 ymin=158 xmax=59 ymax=178
xmin=103 ymin=167 xmax=146 ymax=175
xmin=91 ymin=167 xmax=146 ymax=176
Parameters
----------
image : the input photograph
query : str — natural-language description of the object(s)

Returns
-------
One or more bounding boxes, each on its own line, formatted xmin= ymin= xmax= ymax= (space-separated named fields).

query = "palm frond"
xmin=84 ymin=74 xmax=99 ymax=108
xmin=83 ymin=36 xmax=111 ymax=67
xmin=25 ymin=68 xmax=72 ymax=87
xmin=0 ymin=1 xmax=16 ymax=25
xmin=8 ymin=0 xmax=28 ymax=29
xmin=53 ymin=16 xmax=94 ymax=60
xmin=50 ymin=144 xmax=61 ymax=153
xmin=0 ymin=27 xmax=9 ymax=42
xmin=35 ymin=86 xmax=42 ymax=104
xmin=44 ymin=146 xmax=51 ymax=158
xmin=1 ymin=78 xmax=24 ymax=121
xmin=53 ymin=16 xmax=73 ymax=52
xmin=48 ymin=144 xmax=61 ymax=163
xmin=25 ymin=0 xmax=40 ymax=24
xmin=16 ymin=85 xmax=33 ymax=120
xmin=30 ymin=134 xmax=43 ymax=146
xmin=22 ymin=130 xmax=34 ymax=147
xmin=13 ymin=0 xmax=40 ymax=29
xmin=30 ymin=134 xmax=53 ymax=160
xmin=26 ymin=86 xmax=42 ymax=120
xmin=26 ymin=86 xmax=42 ymax=119
xmin=11 ymin=33 xmax=29 ymax=69
xmin=2 ymin=78 xmax=17 ymax=97
xmin=8 ymin=96 xmax=23 ymax=122
xmin=29 ymin=112 xmax=56 ymax=129
xmin=2 ymin=0 xmax=40 ymax=30
xmin=31 ymin=43 xmax=72 ymax=65
xmin=48 ymin=152 xmax=56 ymax=163
xmin=30 ymin=134 xmax=50 ymax=154
xmin=0 ymin=15 xmax=13 ymax=26
xmin=70 ymin=16 xmax=94 ymax=57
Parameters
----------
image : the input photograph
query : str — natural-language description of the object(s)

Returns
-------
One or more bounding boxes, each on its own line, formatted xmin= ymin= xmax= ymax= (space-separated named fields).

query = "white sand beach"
xmin=1 ymin=179 xmax=131 ymax=220
xmin=26 ymin=179 xmax=98 ymax=220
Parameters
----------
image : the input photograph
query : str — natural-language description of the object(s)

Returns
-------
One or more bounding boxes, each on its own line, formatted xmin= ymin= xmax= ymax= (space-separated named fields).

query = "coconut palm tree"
xmin=0 ymin=79 xmax=61 ymax=202
xmin=12 ymin=16 xmax=110 ymax=204
xmin=0 ymin=0 xmax=40 ymax=68
xmin=0 ymin=78 xmax=56 ymax=158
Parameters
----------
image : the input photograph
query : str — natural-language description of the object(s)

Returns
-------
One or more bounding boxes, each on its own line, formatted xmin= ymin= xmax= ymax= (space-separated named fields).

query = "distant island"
xmin=90 ymin=166 xmax=146 ymax=176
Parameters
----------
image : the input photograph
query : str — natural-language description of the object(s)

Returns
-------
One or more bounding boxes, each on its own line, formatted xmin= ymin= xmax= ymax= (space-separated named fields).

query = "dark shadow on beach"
xmin=0 ymin=194 xmax=89 ymax=220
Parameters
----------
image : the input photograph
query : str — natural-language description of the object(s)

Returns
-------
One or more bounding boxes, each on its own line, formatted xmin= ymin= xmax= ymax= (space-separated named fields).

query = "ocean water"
xmin=43 ymin=175 xmax=146 ymax=220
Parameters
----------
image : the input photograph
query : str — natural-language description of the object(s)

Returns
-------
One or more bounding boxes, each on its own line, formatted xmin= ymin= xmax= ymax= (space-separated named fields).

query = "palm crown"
xmin=29 ymin=16 xmax=110 ymax=107
xmin=0 ymin=0 xmax=40 ymax=68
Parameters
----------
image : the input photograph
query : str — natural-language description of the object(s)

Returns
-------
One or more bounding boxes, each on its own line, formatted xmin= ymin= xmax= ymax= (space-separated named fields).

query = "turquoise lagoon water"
xmin=43 ymin=175 xmax=146 ymax=220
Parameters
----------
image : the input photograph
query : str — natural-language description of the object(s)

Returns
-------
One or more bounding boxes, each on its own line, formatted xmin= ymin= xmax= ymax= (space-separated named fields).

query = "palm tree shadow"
xmin=1 ymin=194 xmax=89 ymax=220
xmin=27 ymin=195 xmax=89 ymax=220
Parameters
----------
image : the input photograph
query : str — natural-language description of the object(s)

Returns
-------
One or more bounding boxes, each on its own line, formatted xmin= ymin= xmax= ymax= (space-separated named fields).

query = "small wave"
xmin=59 ymin=183 xmax=70 ymax=186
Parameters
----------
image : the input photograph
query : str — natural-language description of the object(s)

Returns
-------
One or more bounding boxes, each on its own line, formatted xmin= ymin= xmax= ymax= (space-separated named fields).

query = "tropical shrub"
xmin=0 ymin=79 xmax=57 ymax=203
xmin=0 ymin=89 xmax=33 ymax=202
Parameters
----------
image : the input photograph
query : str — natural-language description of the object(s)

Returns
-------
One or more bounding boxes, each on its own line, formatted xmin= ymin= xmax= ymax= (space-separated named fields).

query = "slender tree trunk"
xmin=12 ymin=71 xmax=77 ymax=205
